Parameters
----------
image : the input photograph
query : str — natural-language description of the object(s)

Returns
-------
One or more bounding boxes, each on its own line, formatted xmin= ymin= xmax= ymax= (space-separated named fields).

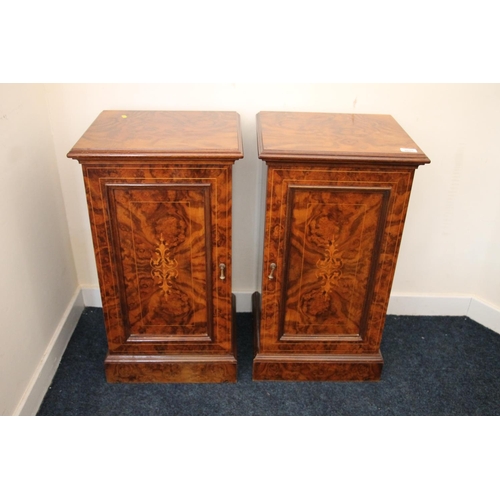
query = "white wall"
xmin=46 ymin=83 xmax=500 ymax=313
xmin=0 ymin=84 xmax=79 ymax=415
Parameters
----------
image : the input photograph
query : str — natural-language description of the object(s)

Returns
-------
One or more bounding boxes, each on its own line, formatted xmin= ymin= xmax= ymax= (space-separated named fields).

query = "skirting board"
xmin=14 ymin=287 xmax=85 ymax=416
xmin=467 ymin=298 xmax=500 ymax=335
xmin=82 ymin=286 xmax=102 ymax=308
xmin=388 ymin=294 xmax=500 ymax=334
xmin=81 ymin=287 xmax=500 ymax=334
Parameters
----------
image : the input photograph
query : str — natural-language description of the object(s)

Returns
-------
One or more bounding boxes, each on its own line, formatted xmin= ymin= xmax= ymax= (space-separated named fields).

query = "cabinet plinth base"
xmin=105 ymin=354 xmax=237 ymax=383
xmin=252 ymin=353 xmax=383 ymax=381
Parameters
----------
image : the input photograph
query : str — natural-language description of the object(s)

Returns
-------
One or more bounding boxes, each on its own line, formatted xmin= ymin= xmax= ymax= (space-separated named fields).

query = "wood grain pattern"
xmin=253 ymin=352 xmax=383 ymax=381
xmin=258 ymin=164 xmax=415 ymax=356
xmin=107 ymin=183 xmax=212 ymax=338
xmin=257 ymin=111 xmax=430 ymax=165
xmin=68 ymin=111 xmax=242 ymax=383
xmin=68 ymin=111 xmax=244 ymax=160
xmin=282 ymin=185 xmax=390 ymax=338
xmin=84 ymin=164 xmax=233 ymax=355
xmin=254 ymin=112 xmax=430 ymax=381
xmin=105 ymin=353 xmax=237 ymax=383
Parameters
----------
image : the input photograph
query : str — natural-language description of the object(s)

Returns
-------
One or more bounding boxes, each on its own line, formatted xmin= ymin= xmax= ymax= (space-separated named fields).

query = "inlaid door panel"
xmin=259 ymin=165 xmax=415 ymax=354
xmin=83 ymin=164 xmax=233 ymax=355
xmin=281 ymin=186 xmax=390 ymax=339
xmin=107 ymin=183 xmax=213 ymax=340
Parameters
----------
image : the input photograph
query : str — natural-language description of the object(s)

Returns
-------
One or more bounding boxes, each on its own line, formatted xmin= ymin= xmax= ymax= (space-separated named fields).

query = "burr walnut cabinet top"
xmin=67 ymin=110 xmax=244 ymax=161
xmin=257 ymin=111 xmax=430 ymax=166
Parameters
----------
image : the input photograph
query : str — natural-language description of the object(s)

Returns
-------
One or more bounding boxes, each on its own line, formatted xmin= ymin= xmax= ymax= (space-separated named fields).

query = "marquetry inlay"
xmin=150 ymin=234 xmax=179 ymax=297
xmin=316 ymin=239 xmax=344 ymax=300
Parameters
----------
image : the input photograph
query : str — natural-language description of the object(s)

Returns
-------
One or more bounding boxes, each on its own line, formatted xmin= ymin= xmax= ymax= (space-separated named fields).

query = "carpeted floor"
xmin=37 ymin=308 xmax=500 ymax=415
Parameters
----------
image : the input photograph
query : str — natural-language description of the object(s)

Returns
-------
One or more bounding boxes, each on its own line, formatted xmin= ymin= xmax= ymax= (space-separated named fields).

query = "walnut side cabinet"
xmin=68 ymin=111 xmax=243 ymax=383
xmin=253 ymin=111 xmax=430 ymax=381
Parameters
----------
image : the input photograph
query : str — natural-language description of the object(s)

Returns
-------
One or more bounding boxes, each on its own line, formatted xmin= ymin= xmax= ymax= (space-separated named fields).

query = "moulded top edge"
xmin=256 ymin=111 xmax=430 ymax=166
xmin=67 ymin=149 xmax=244 ymax=161
xmin=67 ymin=110 xmax=244 ymax=160
xmin=258 ymin=150 xmax=430 ymax=166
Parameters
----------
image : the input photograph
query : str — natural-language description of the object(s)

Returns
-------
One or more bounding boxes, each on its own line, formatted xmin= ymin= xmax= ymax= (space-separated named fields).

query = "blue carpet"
xmin=37 ymin=308 xmax=500 ymax=415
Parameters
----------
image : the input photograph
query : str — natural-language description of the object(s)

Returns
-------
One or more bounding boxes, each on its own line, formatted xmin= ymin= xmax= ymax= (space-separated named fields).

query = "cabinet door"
xmin=259 ymin=164 xmax=415 ymax=355
xmin=83 ymin=164 xmax=233 ymax=355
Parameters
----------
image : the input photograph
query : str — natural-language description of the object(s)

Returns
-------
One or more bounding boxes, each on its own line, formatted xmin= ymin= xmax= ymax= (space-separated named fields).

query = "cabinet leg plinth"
xmin=104 ymin=354 xmax=237 ymax=383
xmin=252 ymin=353 xmax=383 ymax=381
